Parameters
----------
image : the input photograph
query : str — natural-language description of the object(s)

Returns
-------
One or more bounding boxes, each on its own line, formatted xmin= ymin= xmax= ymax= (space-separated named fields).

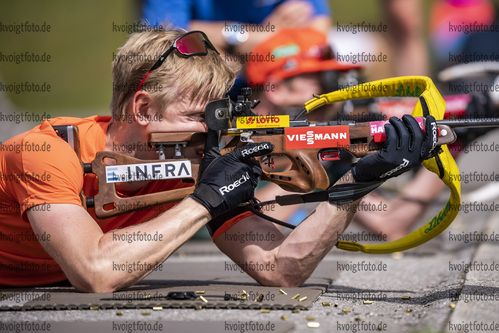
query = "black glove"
xmin=190 ymin=129 xmax=273 ymax=218
xmin=352 ymin=115 xmax=438 ymax=182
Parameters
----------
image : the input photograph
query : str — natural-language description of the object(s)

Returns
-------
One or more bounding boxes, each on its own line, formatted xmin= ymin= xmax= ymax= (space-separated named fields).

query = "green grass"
xmin=0 ymin=0 xmax=136 ymax=117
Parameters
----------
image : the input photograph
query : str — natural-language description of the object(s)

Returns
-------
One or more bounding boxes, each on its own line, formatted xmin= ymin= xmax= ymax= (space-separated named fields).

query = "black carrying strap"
xmin=247 ymin=180 xmax=385 ymax=229
xmin=274 ymin=180 xmax=385 ymax=206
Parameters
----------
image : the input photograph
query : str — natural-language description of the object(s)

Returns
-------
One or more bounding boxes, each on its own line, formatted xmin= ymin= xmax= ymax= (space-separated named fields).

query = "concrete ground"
xmin=1 ymin=212 xmax=497 ymax=333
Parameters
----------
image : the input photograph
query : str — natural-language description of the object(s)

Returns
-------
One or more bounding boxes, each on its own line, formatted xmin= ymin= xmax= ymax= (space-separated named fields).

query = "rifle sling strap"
xmin=273 ymin=180 xmax=385 ymax=206
xmin=249 ymin=180 xmax=385 ymax=230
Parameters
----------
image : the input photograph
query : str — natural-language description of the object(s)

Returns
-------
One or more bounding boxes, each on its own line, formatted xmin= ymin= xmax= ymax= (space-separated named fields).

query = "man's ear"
xmin=264 ymin=78 xmax=288 ymax=106
xmin=132 ymin=91 xmax=154 ymax=126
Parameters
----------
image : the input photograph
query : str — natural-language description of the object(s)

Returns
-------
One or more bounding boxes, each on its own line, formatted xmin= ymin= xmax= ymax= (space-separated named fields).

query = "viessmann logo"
xmin=285 ymin=126 xmax=350 ymax=149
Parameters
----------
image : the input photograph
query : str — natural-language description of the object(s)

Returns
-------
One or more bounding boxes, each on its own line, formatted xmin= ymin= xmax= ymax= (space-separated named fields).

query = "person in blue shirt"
xmin=142 ymin=0 xmax=331 ymax=56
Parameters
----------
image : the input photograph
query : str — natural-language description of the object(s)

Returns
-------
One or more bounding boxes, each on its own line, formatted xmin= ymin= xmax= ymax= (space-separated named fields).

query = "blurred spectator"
xmin=380 ymin=0 xmax=430 ymax=76
xmin=245 ymin=27 xmax=360 ymax=118
xmin=142 ymin=0 xmax=331 ymax=56
xmin=243 ymin=27 xmax=361 ymax=223
xmin=429 ymin=0 xmax=495 ymax=73
xmin=142 ymin=0 xmax=332 ymax=100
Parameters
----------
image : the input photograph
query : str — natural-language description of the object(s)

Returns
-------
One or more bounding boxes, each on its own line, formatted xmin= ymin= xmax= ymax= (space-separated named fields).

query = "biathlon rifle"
xmin=203 ymin=87 xmax=498 ymax=193
xmin=84 ymin=76 xmax=499 ymax=253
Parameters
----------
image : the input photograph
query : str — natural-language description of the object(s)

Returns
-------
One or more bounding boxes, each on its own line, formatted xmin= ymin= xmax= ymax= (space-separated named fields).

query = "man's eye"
xmin=192 ymin=113 xmax=205 ymax=121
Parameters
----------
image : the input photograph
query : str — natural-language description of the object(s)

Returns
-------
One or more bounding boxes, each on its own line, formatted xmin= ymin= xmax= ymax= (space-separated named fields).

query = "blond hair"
xmin=110 ymin=28 xmax=236 ymax=119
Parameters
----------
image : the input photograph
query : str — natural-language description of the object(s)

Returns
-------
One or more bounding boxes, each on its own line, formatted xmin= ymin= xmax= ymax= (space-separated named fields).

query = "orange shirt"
xmin=0 ymin=116 xmax=197 ymax=286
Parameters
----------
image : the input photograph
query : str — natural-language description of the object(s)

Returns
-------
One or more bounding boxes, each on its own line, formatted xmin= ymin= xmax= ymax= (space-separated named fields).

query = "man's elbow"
xmin=70 ymin=273 xmax=118 ymax=293
xmin=251 ymin=253 xmax=311 ymax=287
xmin=67 ymin=261 xmax=122 ymax=293
xmin=254 ymin=270 xmax=307 ymax=288
xmin=73 ymin=281 xmax=116 ymax=293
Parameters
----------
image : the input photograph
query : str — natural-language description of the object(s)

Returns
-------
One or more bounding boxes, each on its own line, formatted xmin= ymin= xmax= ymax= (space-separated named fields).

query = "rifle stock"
xmin=84 ymin=132 xmax=204 ymax=218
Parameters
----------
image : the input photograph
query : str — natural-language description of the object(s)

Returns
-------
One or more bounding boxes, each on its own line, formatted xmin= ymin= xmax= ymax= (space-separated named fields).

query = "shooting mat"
xmin=0 ymin=254 xmax=338 ymax=311
xmin=0 ymin=320 xmax=295 ymax=333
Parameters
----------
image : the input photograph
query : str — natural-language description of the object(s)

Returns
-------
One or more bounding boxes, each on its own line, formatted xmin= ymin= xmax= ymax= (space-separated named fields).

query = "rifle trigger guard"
xmin=240 ymin=131 xmax=254 ymax=143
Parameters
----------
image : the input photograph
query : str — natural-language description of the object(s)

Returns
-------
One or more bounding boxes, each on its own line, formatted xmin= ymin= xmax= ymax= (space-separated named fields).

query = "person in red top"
xmin=0 ymin=28 xmax=436 ymax=292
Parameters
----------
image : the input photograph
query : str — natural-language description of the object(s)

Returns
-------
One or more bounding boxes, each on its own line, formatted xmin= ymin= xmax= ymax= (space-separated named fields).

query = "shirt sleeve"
xmin=6 ymin=121 xmax=84 ymax=221
xmin=207 ymin=207 xmax=254 ymax=242
xmin=306 ymin=0 xmax=331 ymax=17
xmin=142 ymin=0 xmax=193 ymax=29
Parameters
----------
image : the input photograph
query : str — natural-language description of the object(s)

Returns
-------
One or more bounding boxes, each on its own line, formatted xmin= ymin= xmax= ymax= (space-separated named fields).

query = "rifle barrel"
xmin=437 ymin=118 xmax=499 ymax=128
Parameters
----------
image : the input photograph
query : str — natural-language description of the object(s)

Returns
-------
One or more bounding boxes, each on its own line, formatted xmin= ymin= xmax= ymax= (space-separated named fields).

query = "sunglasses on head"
xmin=135 ymin=30 xmax=219 ymax=92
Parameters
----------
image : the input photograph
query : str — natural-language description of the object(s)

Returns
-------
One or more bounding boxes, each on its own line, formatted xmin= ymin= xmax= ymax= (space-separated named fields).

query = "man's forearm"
xmin=256 ymin=171 xmax=360 ymax=287
xmin=93 ymin=198 xmax=210 ymax=292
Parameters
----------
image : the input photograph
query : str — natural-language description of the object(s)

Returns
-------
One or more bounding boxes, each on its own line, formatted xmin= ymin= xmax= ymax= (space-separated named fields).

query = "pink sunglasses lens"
xmin=176 ymin=33 xmax=208 ymax=55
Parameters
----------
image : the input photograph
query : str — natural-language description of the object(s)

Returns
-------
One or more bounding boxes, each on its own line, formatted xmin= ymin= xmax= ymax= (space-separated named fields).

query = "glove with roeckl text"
xmin=352 ymin=115 xmax=438 ymax=182
xmin=190 ymin=129 xmax=273 ymax=218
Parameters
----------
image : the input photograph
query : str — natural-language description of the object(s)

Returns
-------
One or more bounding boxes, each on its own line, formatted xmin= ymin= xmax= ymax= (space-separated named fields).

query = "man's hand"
xmin=352 ymin=115 xmax=437 ymax=182
xmin=263 ymin=1 xmax=313 ymax=29
xmin=190 ymin=130 xmax=273 ymax=218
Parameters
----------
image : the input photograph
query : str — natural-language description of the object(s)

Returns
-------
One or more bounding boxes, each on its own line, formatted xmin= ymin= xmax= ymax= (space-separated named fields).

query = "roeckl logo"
xmin=430 ymin=121 xmax=438 ymax=152
xmin=380 ymin=158 xmax=410 ymax=178
xmin=219 ymin=172 xmax=250 ymax=195
xmin=241 ymin=143 xmax=270 ymax=157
